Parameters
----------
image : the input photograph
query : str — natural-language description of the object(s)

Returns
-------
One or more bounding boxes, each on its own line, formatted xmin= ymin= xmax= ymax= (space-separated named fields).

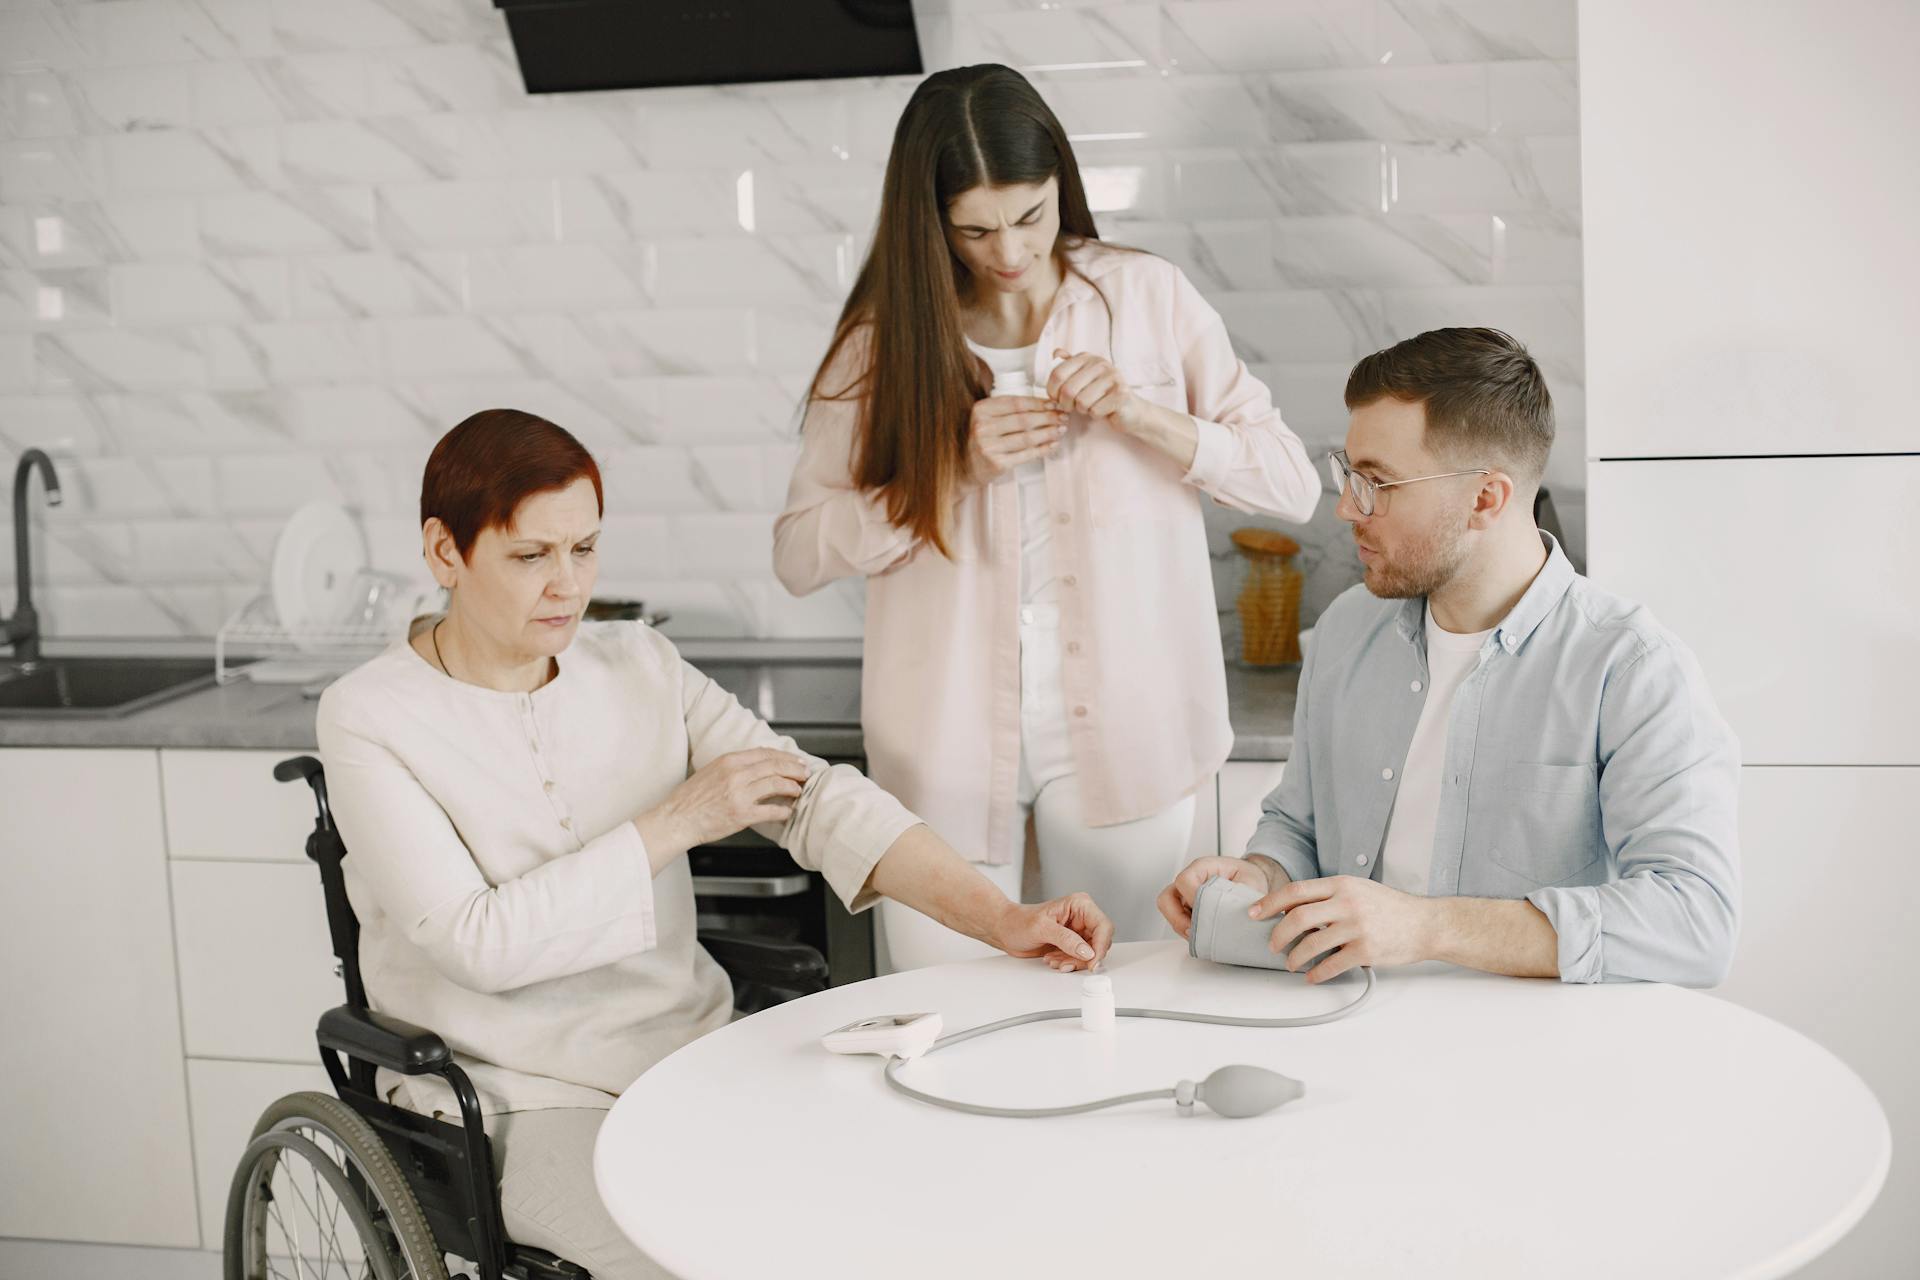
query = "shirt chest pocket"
xmin=1083 ymin=359 xmax=1188 ymax=528
xmin=1469 ymin=762 xmax=1607 ymax=896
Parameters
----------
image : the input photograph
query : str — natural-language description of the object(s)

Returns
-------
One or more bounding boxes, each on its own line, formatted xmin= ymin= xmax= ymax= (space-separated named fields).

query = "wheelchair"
xmin=223 ymin=755 xmax=831 ymax=1280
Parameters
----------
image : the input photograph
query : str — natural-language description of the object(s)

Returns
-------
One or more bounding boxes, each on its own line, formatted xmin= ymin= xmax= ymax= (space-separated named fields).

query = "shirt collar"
xmin=1394 ymin=531 xmax=1576 ymax=655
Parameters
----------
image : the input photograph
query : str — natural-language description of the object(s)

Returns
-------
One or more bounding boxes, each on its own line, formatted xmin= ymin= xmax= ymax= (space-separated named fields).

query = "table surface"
xmin=596 ymin=941 xmax=1888 ymax=1280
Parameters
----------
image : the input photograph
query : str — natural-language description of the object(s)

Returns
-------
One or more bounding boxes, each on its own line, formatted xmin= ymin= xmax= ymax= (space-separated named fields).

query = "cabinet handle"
xmin=691 ymin=873 xmax=810 ymax=899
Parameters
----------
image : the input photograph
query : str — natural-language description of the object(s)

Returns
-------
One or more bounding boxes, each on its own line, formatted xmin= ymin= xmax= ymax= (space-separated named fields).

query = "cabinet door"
xmin=1219 ymin=761 xmax=1287 ymax=861
xmin=172 ymin=861 xmax=343 ymax=1062
xmin=162 ymin=749 xmax=317 ymax=862
xmin=0 ymin=749 xmax=198 ymax=1246
xmin=1713 ymin=767 xmax=1916 ymax=1278
xmin=1582 ymin=1 xmax=1920 ymax=457
xmin=188 ymin=1059 xmax=332 ymax=1253
xmin=1586 ymin=457 xmax=1920 ymax=765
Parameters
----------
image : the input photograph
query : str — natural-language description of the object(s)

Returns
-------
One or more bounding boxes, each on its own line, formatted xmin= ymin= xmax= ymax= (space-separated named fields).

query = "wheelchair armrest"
xmin=318 ymin=1004 xmax=451 ymax=1075
xmin=699 ymin=930 xmax=829 ymax=988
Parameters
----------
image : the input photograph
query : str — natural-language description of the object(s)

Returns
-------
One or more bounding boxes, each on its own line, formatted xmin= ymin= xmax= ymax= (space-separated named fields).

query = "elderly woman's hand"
xmin=991 ymin=892 xmax=1115 ymax=972
xmin=634 ymin=748 xmax=812 ymax=872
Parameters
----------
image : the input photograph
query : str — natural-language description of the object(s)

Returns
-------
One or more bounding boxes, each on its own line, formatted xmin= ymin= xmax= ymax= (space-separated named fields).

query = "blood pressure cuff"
xmin=1188 ymin=876 xmax=1336 ymax=972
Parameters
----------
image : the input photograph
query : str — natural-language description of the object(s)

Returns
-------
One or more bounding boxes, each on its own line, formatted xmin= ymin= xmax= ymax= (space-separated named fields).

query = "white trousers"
xmin=877 ymin=604 xmax=1197 ymax=972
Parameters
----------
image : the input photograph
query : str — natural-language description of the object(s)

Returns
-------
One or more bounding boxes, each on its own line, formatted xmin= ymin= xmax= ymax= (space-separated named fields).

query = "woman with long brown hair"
xmin=775 ymin=64 xmax=1320 ymax=968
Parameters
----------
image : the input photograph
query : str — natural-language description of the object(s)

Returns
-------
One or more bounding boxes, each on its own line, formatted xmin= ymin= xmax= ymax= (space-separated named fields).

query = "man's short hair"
xmin=1344 ymin=328 xmax=1554 ymax=488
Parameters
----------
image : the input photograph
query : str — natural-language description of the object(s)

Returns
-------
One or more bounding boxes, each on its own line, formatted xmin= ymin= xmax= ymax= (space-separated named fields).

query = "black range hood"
xmin=494 ymin=0 xmax=923 ymax=94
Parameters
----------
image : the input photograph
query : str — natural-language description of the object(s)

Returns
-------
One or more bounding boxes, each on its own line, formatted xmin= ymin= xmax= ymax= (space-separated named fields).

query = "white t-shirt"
xmin=1378 ymin=608 xmax=1493 ymax=896
xmin=966 ymin=337 xmax=1055 ymax=604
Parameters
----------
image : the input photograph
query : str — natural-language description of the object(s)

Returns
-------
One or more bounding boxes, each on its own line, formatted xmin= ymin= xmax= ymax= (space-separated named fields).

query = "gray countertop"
xmin=0 ymin=645 xmax=1294 ymax=762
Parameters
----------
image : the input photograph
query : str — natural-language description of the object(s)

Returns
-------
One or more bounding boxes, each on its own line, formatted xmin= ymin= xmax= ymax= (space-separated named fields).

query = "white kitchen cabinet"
xmin=1713 ymin=766 xmax=1917 ymax=1279
xmin=1586 ymin=457 xmax=1920 ymax=765
xmin=1219 ymin=761 xmax=1286 ymax=861
xmin=187 ymin=1058 xmax=332 ymax=1253
xmin=1581 ymin=1 xmax=1920 ymax=458
xmin=162 ymin=748 xmax=318 ymax=862
xmin=0 ymin=749 xmax=198 ymax=1247
xmin=171 ymin=860 xmax=342 ymax=1062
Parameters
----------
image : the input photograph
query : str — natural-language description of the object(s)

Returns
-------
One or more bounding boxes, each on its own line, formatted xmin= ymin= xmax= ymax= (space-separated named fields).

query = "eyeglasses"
xmin=1326 ymin=449 xmax=1491 ymax=518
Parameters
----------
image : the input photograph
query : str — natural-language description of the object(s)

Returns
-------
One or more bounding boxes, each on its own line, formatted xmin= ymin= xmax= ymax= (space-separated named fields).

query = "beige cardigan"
xmin=315 ymin=620 xmax=921 ymax=1116
xmin=774 ymin=244 xmax=1320 ymax=865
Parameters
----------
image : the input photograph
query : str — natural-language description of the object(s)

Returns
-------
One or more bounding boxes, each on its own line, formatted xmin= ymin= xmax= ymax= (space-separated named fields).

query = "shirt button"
xmin=560 ymin=817 xmax=573 ymax=830
xmin=1072 ymin=705 xmax=1088 ymax=718
xmin=1503 ymin=635 xmax=1517 ymax=650
xmin=1066 ymin=641 xmax=1081 ymax=654
xmin=1356 ymin=855 xmax=1369 ymax=867
xmin=1410 ymin=680 xmax=1423 ymax=693
xmin=1056 ymin=512 xmax=1071 ymax=525
xmin=529 ymin=739 xmax=540 ymax=752
xmin=1381 ymin=767 xmax=1394 ymax=780
xmin=543 ymin=780 xmax=555 ymax=793
xmin=1062 ymin=575 xmax=1077 ymax=588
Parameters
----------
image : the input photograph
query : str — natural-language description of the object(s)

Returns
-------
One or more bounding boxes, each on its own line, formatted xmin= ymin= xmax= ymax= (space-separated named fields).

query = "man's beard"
xmin=1360 ymin=521 xmax=1470 ymax=599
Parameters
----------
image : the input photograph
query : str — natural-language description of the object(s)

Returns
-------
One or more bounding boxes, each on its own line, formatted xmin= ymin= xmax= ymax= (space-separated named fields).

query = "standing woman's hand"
xmin=1046 ymin=349 xmax=1149 ymax=435
xmin=967 ymin=394 xmax=1068 ymax=486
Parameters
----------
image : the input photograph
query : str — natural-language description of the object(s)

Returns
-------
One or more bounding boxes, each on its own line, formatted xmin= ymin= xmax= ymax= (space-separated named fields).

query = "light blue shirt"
xmin=1248 ymin=534 xmax=1741 ymax=986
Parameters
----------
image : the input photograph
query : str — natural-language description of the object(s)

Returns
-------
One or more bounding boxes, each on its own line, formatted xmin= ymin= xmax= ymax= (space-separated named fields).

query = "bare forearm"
xmin=864 ymin=824 xmax=1015 ymax=949
xmin=1422 ymin=897 xmax=1560 ymax=979
xmin=1125 ymin=399 xmax=1199 ymax=470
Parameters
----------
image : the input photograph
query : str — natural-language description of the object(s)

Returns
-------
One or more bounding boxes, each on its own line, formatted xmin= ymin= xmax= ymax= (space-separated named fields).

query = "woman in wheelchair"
xmin=303 ymin=408 xmax=1115 ymax=1279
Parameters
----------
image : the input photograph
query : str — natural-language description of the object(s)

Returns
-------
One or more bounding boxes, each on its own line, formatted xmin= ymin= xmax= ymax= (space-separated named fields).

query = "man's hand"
xmin=1156 ymin=856 xmax=1272 ymax=940
xmin=992 ymin=892 xmax=1115 ymax=972
xmin=1250 ymin=875 xmax=1436 ymax=983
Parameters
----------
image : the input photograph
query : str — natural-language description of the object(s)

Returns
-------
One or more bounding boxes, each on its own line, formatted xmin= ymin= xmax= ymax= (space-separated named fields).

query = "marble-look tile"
xmin=951 ymin=4 xmax=1163 ymax=72
xmin=1172 ymin=145 xmax=1384 ymax=218
xmin=553 ymin=171 xmax=741 ymax=241
xmin=73 ymin=0 xmax=276 ymax=68
xmin=591 ymin=514 xmax=677 ymax=579
xmin=749 ymin=303 xmax=843 ymax=376
xmin=599 ymin=579 xmax=757 ymax=639
xmin=0 ymin=332 xmax=31 ymax=391
xmin=40 ymin=582 xmax=230 ymax=637
xmin=1047 ymin=75 xmax=1268 ymax=148
xmin=616 ymin=374 xmax=807 ymax=446
xmin=1257 ymin=360 xmax=1363 ymax=442
xmin=84 ymin=126 xmax=281 ymax=197
xmin=97 ymin=389 xmax=296 ymax=455
xmin=41 ymin=454 xmax=212 ymax=517
xmin=4 ymin=69 xmax=83 ymax=139
xmin=465 ymin=243 xmax=651 ymax=313
xmin=1378 ymin=283 xmax=1583 ymax=382
xmin=375 ymin=178 xmax=555 ymax=249
xmin=0 ymin=267 xmax=112 ymax=329
xmin=1211 ymin=289 xmax=1389 ymax=363
xmin=0 ymin=8 xmax=90 ymax=74
xmin=1163 ymin=1 xmax=1374 ymax=73
xmin=37 ymin=326 xmax=208 ymax=391
xmin=1384 ymin=136 xmax=1579 ymax=212
xmin=373 ymin=315 xmax=529 ymax=380
xmin=644 ymin=90 xmax=849 ymax=169
xmin=371 ymin=41 xmax=524 ymax=115
xmin=749 ymin=163 xmax=885 ymax=236
xmin=0 ymin=140 xmax=93 ymax=203
xmin=597 ymin=446 xmax=713 ymax=515
xmin=1272 ymin=214 xmax=1488 ymax=287
xmin=201 ymin=186 xmax=374 ymax=256
xmin=414 ymin=376 xmax=641 ymax=451
xmin=128 ymin=518 xmax=273 ymax=584
xmin=458 ymin=106 xmax=644 ymax=180
xmin=1432 ymin=209 xmax=1582 ymax=284
xmin=1375 ymin=0 xmax=1578 ymax=65
xmin=289 ymin=250 xmax=467 ymax=318
xmin=0 ymin=393 xmax=115 ymax=456
xmin=110 ymin=259 xmax=289 ymax=325
xmin=1269 ymin=66 xmax=1488 ymax=142
xmin=268 ymin=0 xmax=502 ymax=53
xmin=1081 ymin=155 xmax=1166 ymax=218
xmin=64 ymin=65 xmax=198 ymax=132
xmin=215 ymin=453 xmax=349 ymax=516
xmin=283 ymin=384 xmax=438 ymax=449
xmin=651 ymin=234 xmax=852 ymax=306
xmin=752 ymin=577 xmax=866 ymax=640
xmin=687 ymin=445 xmax=776 ymax=513
xmin=281 ymin=116 xmax=464 ymax=186
xmin=1488 ymin=60 xmax=1577 ymax=136
xmin=0 ymin=520 xmax=135 ymax=589
xmin=504 ymin=308 xmax=758 ymax=380
xmin=201 ymin=320 xmax=383 ymax=388
xmin=670 ymin=512 xmax=779 ymax=578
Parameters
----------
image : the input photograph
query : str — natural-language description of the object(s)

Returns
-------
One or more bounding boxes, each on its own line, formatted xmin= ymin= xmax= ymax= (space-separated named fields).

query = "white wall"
xmin=1581 ymin=2 xmax=1920 ymax=1274
xmin=0 ymin=0 xmax=1586 ymax=641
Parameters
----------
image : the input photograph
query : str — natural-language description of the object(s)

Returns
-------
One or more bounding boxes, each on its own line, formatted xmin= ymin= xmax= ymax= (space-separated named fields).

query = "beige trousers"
xmin=491 ymin=1107 xmax=676 ymax=1280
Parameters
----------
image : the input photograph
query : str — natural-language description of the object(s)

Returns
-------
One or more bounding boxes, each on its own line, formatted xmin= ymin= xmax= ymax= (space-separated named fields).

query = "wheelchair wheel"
xmin=225 ymin=1090 xmax=449 ymax=1280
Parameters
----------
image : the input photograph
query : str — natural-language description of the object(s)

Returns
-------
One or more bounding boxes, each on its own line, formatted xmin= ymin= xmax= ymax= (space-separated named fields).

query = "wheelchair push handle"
xmin=276 ymin=753 xmax=333 ymax=828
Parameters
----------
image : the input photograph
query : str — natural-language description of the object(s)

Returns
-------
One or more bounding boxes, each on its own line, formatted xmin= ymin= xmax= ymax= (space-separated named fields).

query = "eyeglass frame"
xmin=1326 ymin=449 xmax=1493 ymax=518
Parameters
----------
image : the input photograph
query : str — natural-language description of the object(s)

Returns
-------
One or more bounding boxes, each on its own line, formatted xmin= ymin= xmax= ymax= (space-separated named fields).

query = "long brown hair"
xmin=807 ymin=63 xmax=1108 ymax=557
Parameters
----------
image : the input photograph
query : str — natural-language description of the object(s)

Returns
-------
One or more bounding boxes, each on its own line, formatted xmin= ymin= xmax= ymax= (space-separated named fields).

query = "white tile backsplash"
xmin=1 ymin=0 xmax=1584 ymax=637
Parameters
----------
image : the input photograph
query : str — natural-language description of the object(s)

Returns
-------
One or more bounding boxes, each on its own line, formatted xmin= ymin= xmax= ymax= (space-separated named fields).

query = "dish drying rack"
xmin=214 ymin=592 xmax=439 ymax=685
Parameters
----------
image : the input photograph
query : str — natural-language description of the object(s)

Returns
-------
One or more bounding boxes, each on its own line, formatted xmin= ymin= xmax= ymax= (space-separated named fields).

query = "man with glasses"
xmin=1159 ymin=328 xmax=1740 ymax=987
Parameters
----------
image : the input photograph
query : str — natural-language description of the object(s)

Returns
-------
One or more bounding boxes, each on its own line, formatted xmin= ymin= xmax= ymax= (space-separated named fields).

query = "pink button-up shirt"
xmin=774 ymin=244 xmax=1319 ymax=865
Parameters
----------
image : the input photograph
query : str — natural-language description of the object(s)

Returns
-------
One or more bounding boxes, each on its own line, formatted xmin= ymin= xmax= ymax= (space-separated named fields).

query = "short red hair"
xmin=421 ymin=409 xmax=604 ymax=560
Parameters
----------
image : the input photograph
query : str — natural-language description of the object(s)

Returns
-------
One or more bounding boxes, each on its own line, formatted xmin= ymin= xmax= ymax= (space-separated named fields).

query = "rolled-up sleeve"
xmin=679 ymin=659 xmax=922 ymax=913
xmin=1170 ymin=266 xmax=1320 ymax=524
xmin=1527 ymin=641 xmax=1742 ymax=987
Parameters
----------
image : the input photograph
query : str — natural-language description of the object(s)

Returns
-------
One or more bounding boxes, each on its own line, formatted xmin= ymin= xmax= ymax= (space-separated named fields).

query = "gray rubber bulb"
xmin=1197 ymin=1065 xmax=1306 ymax=1118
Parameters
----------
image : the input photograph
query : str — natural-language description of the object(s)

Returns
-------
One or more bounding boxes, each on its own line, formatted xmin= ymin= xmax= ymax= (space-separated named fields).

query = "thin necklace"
xmin=431 ymin=620 xmax=455 ymax=682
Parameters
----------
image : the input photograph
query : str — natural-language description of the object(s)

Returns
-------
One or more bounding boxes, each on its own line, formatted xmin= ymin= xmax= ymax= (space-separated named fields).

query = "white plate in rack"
xmin=271 ymin=501 xmax=366 ymax=651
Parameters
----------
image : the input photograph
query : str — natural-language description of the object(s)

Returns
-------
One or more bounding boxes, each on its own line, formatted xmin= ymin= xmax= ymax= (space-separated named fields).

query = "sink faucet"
xmin=5 ymin=449 xmax=63 ymax=663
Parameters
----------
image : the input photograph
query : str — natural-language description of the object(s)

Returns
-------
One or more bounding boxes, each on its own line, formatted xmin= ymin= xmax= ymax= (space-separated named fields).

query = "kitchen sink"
xmin=0 ymin=656 xmax=221 ymax=718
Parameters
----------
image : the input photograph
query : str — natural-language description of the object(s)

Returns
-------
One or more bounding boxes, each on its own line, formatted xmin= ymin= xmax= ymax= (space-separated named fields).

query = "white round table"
xmin=596 ymin=941 xmax=1888 ymax=1279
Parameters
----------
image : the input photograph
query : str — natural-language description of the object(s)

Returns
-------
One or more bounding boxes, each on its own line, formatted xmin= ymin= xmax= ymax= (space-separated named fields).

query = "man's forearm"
xmin=1422 ymin=897 xmax=1560 ymax=979
xmin=1244 ymin=853 xmax=1293 ymax=888
xmin=863 ymin=824 xmax=1014 ymax=949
